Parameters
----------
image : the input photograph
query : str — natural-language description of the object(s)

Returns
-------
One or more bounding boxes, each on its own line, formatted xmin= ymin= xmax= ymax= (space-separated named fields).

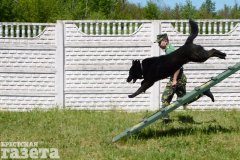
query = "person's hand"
xmin=172 ymin=80 xmax=177 ymax=88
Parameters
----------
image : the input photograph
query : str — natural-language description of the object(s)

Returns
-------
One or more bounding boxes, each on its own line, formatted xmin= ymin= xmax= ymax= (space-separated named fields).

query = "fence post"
xmin=55 ymin=20 xmax=64 ymax=108
xmin=150 ymin=20 xmax=161 ymax=111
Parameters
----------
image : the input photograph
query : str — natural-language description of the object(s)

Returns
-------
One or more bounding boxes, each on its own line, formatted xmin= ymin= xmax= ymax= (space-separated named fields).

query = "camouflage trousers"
xmin=161 ymin=73 xmax=203 ymax=109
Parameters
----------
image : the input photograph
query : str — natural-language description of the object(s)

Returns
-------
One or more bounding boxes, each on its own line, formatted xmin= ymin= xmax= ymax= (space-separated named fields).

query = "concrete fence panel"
xmin=0 ymin=20 xmax=239 ymax=111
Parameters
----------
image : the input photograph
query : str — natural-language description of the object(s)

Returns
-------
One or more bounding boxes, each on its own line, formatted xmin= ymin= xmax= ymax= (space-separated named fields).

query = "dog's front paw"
xmin=128 ymin=95 xmax=134 ymax=98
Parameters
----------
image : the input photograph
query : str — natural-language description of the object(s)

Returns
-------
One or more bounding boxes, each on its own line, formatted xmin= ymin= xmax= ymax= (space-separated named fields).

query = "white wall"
xmin=0 ymin=20 xmax=239 ymax=111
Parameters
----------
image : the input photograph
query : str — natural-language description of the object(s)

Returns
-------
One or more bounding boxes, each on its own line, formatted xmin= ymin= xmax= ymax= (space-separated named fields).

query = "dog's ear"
xmin=138 ymin=60 xmax=142 ymax=68
xmin=136 ymin=60 xmax=140 ymax=67
xmin=132 ymin=60 xmax=135 ymax=65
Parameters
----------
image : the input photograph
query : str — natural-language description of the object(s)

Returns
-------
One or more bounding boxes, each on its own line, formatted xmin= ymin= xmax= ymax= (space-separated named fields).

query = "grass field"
xmin=1 ymin=108 xmax=240 ymax=160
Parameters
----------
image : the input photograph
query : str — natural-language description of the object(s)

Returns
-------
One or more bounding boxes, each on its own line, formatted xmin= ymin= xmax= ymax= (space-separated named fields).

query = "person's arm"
xmin=165 ymin=43 xmax=179 ymax=88
xmin=171 ymin=69 xmax=180 ymax=88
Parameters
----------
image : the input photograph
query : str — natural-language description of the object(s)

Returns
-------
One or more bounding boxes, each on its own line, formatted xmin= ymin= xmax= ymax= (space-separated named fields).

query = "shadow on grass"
xmin=177 ymin=114 xmax=216 ymax=124
xmin=134 ymin=115 xmax=233 ymax=140
xmin=154 ymin=114 xmax=216 ymax=125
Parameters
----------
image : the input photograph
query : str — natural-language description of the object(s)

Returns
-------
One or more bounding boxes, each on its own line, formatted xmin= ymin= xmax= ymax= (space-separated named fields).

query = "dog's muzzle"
xmin=126 ymin=76 xmax=136 ymax=83
xmin=126 ymin=76 xmax=132 ymax=83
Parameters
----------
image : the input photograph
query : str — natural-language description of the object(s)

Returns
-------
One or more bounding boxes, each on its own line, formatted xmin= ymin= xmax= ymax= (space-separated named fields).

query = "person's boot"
xmin=162 ymin=114 xmax=172 ymax=124
xmin=203 ymin=89 xmax=214 ymax=102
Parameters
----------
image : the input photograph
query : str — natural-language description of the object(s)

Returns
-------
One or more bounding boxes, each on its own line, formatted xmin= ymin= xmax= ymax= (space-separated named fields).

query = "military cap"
xmin=154 ymin=33 xmax=168 ymax=43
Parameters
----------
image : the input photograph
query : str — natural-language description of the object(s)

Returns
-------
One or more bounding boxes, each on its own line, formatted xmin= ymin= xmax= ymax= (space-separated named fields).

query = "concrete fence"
xmin=0 ymin=20 xmax=239 ymax=111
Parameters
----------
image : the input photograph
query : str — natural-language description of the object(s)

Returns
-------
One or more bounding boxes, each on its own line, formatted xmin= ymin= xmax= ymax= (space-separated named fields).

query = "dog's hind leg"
xmin=128 ymin=81 xmax=154 ymax=98
xmin=208 ymin=49 xmax=226 ymax=59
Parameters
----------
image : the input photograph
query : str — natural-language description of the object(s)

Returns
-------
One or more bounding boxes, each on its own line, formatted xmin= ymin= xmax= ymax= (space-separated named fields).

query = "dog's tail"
xmin=185 ymin=19 xmax=199 ymax=45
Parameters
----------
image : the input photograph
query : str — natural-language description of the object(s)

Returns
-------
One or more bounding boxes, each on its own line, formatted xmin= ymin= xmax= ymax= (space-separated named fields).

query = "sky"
xmin=127 ymin=0 xmax=239 ymax=11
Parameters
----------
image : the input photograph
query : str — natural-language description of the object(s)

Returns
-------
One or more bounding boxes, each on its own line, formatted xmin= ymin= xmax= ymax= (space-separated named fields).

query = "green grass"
xmin=1 ymin=109 xmax=240 ymax=159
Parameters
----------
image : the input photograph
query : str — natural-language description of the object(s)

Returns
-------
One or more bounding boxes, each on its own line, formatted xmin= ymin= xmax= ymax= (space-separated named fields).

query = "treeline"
xmin=0 ymin=0 xmax=240 ymax=23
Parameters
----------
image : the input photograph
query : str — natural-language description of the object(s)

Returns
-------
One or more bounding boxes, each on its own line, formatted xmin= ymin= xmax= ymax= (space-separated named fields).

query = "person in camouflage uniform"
xmin=155 ymin=33 xmax=214 ymax=120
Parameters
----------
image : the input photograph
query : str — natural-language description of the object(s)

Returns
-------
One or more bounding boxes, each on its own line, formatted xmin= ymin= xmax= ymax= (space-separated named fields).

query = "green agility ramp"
xmin=110 ymin=62 xmax=240 ymax=142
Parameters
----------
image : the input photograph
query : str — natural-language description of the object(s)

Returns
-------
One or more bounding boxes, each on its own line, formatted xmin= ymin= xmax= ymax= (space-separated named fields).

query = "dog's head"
xmin=126 ymin=60 xmax=143 ymax=83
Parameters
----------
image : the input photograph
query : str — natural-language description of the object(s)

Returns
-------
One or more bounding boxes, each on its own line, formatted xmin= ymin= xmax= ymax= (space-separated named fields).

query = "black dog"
xmin=127 ymin=19 xmax=226 ymax=98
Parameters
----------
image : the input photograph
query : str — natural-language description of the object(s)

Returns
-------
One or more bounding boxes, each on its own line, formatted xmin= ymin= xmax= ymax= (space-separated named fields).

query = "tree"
xmin=109 ymin=1 xmax=144 ymax=20
xmin=143 ymin=1 xmax=159 ymax=19
xmin=65 ymin=0 xmax=90 ymax=20
xmin=172 ymin=3 xmax=183 ymax=19
xmin=0 ymin=0 xmax=16 ymax=22
xmin=218 ymin=4 xmax=231 ymax=19
xmin=1 ymin=0 xmax=240 ymax=22
xmin=200 ymin=0 xmax=216 ymax=17
xmin=181 ymin=0 xmax=197 ymax=19
xmin=14 ymin=0 xmax=61 ymax=22
xmin=230 ymin=1 xmax=240 ymax=19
